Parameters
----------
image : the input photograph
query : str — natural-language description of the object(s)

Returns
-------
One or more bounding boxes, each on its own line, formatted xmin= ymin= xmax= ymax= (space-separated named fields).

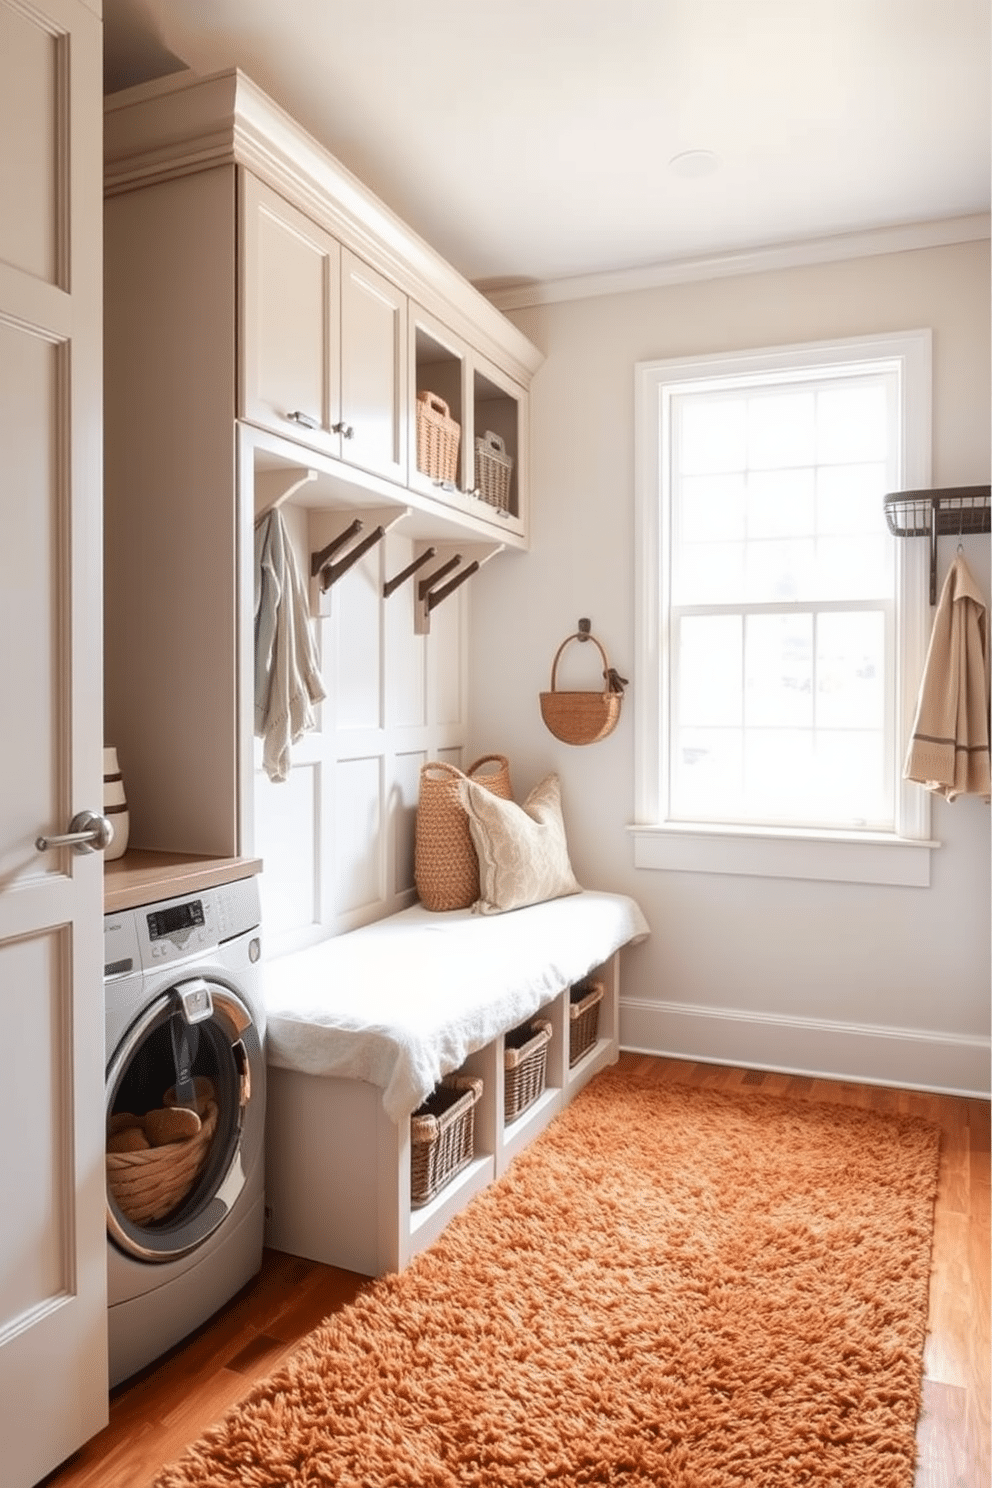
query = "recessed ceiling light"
xmin=668 ymin=149 xmax=721 ymax=179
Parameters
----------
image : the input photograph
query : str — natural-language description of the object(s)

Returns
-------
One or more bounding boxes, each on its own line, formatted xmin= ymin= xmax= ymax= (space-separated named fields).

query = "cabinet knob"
xmin=332 ymin=421 xmax=354 ymax=440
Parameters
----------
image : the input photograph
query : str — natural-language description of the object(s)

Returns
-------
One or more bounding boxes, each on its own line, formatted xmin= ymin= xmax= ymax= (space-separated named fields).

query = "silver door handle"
xmin=35 ymin=810 xmax=114 ymax=854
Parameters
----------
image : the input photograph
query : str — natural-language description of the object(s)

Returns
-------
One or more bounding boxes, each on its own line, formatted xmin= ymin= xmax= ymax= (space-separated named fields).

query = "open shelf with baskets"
xmin=407 ymin=301 xmax=527 ymax=539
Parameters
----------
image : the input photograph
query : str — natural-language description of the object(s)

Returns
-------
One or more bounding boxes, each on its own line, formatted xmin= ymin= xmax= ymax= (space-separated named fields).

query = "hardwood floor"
xmin=39 ymin=1057 xmax=990 ymax=1488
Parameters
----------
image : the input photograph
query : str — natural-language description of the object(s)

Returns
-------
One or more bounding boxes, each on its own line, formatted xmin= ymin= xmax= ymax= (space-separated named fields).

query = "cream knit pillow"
xmin=459 ymin=772 xmax=581 ymax=915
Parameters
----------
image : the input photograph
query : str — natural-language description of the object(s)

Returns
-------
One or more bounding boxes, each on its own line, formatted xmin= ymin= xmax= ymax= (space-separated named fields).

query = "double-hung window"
xmin=633 ymin=331 xmax=934 ymax=886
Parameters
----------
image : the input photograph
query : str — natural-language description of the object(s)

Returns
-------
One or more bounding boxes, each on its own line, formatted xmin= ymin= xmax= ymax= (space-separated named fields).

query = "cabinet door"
xmin=339 ymin=248 xmax=407 ymax=484
xmin=241 ymin=172 xmax=342 ymax=455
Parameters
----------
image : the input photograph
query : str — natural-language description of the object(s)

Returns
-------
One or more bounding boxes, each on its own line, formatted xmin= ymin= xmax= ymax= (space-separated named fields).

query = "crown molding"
xmin=480 ymin=213 xmax=992 ymax=312
xmin=104 ymin=68 xmax=543 ymax=383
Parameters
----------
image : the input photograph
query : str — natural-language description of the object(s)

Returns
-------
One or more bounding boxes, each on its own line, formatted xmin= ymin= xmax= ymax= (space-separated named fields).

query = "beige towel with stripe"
xmin=904 ymin=553 xmax=991 ymax=801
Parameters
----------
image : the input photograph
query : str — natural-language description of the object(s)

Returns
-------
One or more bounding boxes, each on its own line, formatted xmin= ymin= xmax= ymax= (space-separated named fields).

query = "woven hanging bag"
xmin=415 ymin=754 xmax=512 ymax=911
xmin=539 ymin=631 xmax=625 ymax=745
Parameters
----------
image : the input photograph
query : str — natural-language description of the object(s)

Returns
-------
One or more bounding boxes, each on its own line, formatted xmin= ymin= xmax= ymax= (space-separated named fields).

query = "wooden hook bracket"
xmin=426 ymin=560 xmax=479 ymax=613
xmin=311 ymin=517 xmax=364 ymax=581
xmin=307 ymin=505 xmax=411 ymax=617
xmin=413 ymin=541 xmax=504 ymax=635
xmin=418 ymin=553 xmax=463 ymax=601
xmin=316 ymin=524 xmax=385 ymax=593
xmin=383 ymin=546 xmax=436 ymax=599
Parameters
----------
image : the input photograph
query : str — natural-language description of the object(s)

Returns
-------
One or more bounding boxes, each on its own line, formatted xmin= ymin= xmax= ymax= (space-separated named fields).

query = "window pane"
xmin=678 ymin=615 xmax=742 ymax=725
xmin=816 ymin=384 xmax=888 ymax=464
xmin=745 ymin=538 xmax=816 ymax=601
xmin=744 ymin=728 xmax=815 ymax=819
xmin=817 ymin=462 xmax=889 ymax=536
xmin=813 ymin=729 xmax=887 ymax=825
xmin=671 ymin=727 xmax=742 ymax=818
xmin=748 ymin=391 xmax=816 ymax=469
xmin=679 ymin=398 xmax=746 ymax=473
xmin=747 ymin=469 xmax=815 ymax=538
xmin=673 ymin=542 xmax=746 ymax=604
xmin=816 ymin=611 xmax=885 ymax=729
xmin=745 ymin=614 xmax=812 ymax=727
xmin=816 ymin=536 xmax=892 ymax=599
xmin=679 ymin=473 xmax=746 ymax=542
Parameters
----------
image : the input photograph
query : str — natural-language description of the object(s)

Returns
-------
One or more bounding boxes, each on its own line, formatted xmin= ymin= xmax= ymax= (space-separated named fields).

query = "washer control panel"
xmin=139 ymin=890 xmax=217 ymax=965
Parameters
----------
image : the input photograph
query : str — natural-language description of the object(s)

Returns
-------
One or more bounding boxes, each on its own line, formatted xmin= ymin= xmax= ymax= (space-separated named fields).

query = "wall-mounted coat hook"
xmin=418 ymin=553 xmax=462 ymax=601
xmin=413 ymin=541 xmax=504 ymax=635
xmin=383 ymin=547 xmax=436 ymax=599
xmin=577 ymin=617 xmax=591 ymax=640
xmin=316 ymin=524 xmax=385 ymax=593
xmin=425 ymin=560 xmax=479 ymax=614
xmin=307 ymin=505 xmax=411 ymax=618
xmin=311 ymin=517 xmax=363 ymax=579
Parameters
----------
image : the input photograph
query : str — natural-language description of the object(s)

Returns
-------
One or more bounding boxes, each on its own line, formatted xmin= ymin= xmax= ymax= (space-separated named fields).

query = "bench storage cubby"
xmin=261 ymin=891 xmax=648 ymax=1275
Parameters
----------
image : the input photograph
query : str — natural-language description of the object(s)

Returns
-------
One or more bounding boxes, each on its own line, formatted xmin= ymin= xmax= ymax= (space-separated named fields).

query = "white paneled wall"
xmin=254 ymin=505 xmax=469 ymax=957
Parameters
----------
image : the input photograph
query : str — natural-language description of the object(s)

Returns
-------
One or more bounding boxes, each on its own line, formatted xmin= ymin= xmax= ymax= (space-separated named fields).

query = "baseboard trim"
xmin=619 ymin=997 xmax=991 ymax=1099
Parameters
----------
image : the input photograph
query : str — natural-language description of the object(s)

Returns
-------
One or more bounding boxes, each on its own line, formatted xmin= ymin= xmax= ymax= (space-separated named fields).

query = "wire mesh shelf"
xmin=883 ymin=485 xmax=990 ymax=603
xmin=884 ymin=485 xmax=990 ymax=538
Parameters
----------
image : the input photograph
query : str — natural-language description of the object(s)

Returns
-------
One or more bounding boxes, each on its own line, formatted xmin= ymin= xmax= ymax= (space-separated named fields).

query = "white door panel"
xmin=0 ymin=1 xmax=108 ymax=1483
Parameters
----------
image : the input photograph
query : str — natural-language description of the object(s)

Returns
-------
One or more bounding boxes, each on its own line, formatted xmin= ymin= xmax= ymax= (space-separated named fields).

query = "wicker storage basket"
xmin=415 ymin=755 xmax=512 ymax=911
xmin=410 ymin=1075 xmax=483 ymax=1208
xmin=106 ymin=1100 xmax=219 ymax=1226
xmin=540 ymin=631 xmax=623 ymax=746
xmin=503 ymin=1018 xmax=553 ymax=1123
xmin=416 ymin=391 xmax=460 ymax=484
xmin=569 ymin=982 xmax=604 ymax=1067
xmin=474 ymin=430 xmax=513 ymax=512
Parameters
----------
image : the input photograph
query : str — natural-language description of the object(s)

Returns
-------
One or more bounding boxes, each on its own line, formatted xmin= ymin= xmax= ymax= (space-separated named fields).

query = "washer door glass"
xmin=105 ymin=980 xmax=263 ymax=1262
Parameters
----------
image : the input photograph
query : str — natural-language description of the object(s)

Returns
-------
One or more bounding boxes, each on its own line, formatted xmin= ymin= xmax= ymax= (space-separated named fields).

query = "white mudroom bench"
xmin=261 ymin=890 xmax=649 ymax=1276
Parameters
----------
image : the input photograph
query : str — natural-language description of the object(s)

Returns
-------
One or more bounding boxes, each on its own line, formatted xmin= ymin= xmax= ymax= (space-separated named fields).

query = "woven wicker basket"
xmin=539 ymin=631 xmax=622 ymax=746
xmin=415 ymin=755 xmax=512 ymax=911
xmin=416 ymin=391 xmax=460 ymax=484
xmin=106 ymin=1100 xmax=218 ymax=1226
xmin=474 ymin=430 xmax=513 ymax=512
xmin=503 ymin=1018 xmax=552 ymax=1123
xmin=410 ymin=1075 xmax=483 ymax=1208
xmin=569 ymin=982 xmax=604 ymax=1067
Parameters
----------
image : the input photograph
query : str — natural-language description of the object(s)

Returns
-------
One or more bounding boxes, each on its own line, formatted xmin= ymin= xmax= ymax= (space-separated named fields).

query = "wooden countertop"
xmin=104 ymin=849 xmax=263 ymax=913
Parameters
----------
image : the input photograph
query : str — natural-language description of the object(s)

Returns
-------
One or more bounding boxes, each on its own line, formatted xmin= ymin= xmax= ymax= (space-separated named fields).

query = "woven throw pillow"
xmin=460 ymin=772 xmax=581 ymax=915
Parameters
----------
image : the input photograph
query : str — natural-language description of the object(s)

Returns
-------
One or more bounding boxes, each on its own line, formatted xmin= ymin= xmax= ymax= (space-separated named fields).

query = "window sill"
xmin=628 ymin=823 xmax=938 ymax=887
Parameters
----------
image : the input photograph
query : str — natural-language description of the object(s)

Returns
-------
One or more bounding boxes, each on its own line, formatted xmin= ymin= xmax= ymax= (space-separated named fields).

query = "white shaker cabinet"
xmin=241 ymin=174 xmax=408 ymax=485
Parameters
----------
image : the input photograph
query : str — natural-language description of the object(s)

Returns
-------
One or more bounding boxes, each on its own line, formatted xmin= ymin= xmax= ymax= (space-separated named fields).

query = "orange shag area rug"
xmin=155 ymin=1069 xmax=940 ymax=1488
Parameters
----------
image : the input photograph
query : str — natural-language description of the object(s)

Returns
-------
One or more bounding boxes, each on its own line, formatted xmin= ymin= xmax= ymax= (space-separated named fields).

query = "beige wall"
xmin=468 ymin=239 xmax=991 ymax=1094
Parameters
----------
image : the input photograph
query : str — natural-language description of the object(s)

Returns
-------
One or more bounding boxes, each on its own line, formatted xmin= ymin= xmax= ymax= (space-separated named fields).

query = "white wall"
xmin=468 ymin=240 xmax=991 ymax=1096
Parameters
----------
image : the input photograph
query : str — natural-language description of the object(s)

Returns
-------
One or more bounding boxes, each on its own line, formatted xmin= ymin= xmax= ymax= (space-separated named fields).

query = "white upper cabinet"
xmin=241 ymin=175 xmax=408 ymax=486
xmin=106 ymin=69 xmax=540 ymax=548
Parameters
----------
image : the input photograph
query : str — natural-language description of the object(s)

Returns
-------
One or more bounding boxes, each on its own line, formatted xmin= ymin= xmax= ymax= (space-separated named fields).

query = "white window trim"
xmin=632 ymin=329 xmax=936 ymax=887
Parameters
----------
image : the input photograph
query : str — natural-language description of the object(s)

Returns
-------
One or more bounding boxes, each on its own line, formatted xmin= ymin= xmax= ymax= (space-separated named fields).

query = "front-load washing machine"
xmin=103 ymin=876 xmax=266 ymax=1386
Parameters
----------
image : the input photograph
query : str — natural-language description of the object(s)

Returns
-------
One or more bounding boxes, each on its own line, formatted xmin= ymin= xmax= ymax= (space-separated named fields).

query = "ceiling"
xmin=103 ymin=0 xmax=991 ymax=296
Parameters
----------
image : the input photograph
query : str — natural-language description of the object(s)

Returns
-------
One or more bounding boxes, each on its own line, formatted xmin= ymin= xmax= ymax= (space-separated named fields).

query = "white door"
xmin=0 ymin=2 xmax=109 ymax=1484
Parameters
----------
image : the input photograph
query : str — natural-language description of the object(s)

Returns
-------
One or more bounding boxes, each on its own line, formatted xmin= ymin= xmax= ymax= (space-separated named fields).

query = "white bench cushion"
xmin=261 ymin=890 xmax=649 ymax=1120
